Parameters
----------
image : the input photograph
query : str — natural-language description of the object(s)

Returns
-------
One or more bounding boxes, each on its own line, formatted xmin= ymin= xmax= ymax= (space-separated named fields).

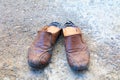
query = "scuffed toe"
xmin=71 ymin=64 xmax=88 ymax=71
xmin=28 ymin=52 xmax=51 ymax=69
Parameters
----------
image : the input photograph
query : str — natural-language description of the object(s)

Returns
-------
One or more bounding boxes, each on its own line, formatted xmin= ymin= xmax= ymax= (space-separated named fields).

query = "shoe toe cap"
xmin=69 ymin=59 xmax=89 ymax=71
xmin=71 ymin=64 xmax=88 ymax=71
xmin=28 ymin=52 xmax=51 ymax=69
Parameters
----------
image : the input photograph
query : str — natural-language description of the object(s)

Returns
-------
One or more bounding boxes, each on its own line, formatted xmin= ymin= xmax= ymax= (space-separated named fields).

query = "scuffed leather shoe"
xmin=63 ymin=21 xmax=90 ymax=71
xmin=28 ymin=22 xmax=61 ymax=69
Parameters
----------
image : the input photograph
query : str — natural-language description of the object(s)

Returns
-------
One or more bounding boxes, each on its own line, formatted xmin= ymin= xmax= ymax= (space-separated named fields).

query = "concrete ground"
xmin=0 ymin=0 xmax=120 ymax=80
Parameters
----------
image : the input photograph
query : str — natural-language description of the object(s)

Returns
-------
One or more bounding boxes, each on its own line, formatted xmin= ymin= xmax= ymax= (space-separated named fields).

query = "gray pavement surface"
xmin=0 ymin=0 xmax=120 ymax=80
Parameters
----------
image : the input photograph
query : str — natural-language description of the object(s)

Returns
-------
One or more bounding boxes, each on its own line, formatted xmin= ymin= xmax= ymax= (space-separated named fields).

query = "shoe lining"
xmin=41 ymin=26 xmax=60 ymax=34
xmin=63 ymin=27 xmax=81 ymax=36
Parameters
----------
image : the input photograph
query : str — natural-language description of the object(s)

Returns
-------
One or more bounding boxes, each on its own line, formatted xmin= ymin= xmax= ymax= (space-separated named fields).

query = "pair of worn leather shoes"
xmin=28 ymin=21 xmax=90 ymax=71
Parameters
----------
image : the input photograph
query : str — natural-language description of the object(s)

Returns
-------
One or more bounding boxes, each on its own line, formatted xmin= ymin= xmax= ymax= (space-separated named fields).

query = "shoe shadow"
xmin=72 ymin=69 xmax=89 ymax=74
xmin=69 ymin=67 xmax=90 ymax=79
xmin=28 ymin=67 xmax=45 ymax=77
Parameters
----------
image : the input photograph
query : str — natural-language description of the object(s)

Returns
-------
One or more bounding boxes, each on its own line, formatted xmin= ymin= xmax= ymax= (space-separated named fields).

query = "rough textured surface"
xmin=0 ymin=0 xmax=120 ymax=80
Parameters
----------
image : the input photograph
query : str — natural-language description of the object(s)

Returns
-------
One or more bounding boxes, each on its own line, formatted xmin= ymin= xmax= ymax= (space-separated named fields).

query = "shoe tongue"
xmin=35 ymin=31 xmax=52 ymax=49
xmin=65 ymin=34 xmax=83 ymax=51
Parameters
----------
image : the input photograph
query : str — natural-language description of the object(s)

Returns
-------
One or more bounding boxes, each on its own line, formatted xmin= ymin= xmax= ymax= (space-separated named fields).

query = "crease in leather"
xmin=64 ymin=33 xmax=89 ymax=70
xmin=29 ymin=30 xmax=60 ymax=56
xmin=65 ymin=34 xmax=85 ymax=53
xmin=29 ymin=31 xmax=53 ymax=55
xmin=34 ymin=31 xmax=52 ymax=48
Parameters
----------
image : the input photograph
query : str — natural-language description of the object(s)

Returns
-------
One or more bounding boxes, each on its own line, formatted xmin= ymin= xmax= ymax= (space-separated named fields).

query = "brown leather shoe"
xmin=63 ymin=21 xmax=90 ymax=71
xmin=28 ymin=22 xmax=61 ymax=69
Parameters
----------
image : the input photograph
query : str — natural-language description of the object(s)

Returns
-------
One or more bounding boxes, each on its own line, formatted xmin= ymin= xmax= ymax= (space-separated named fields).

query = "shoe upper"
xmin=64 ymin=34 xmax=90 ymax=71
xmin=63 ymin=21 xmax=90 ymax=71
xmin=28 ymin=25 xmax=61 ymax=69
